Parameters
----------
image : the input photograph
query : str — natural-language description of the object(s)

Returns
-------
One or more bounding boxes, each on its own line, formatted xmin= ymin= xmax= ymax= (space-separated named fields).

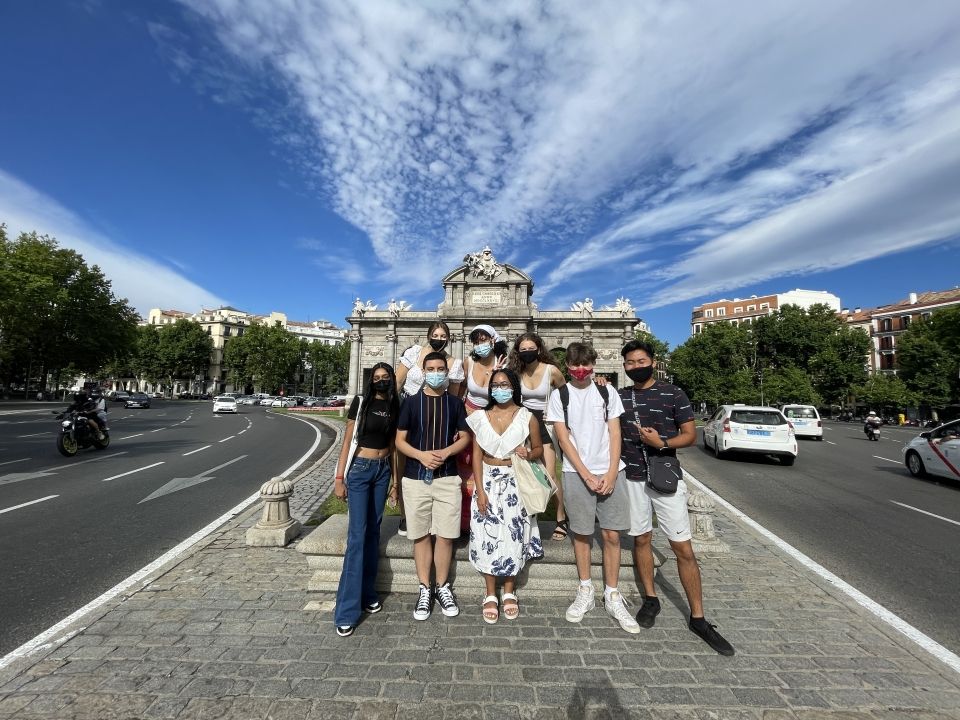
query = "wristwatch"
xmin=659 ymin=438 xmax=669 ymax=451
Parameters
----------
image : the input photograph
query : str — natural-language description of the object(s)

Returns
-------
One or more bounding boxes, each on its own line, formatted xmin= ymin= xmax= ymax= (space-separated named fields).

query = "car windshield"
xmin=215 ymin=397 xmax=234 ymax=402
xmin=730 ymin=410 xmax=786 ymax=425
xmin=784 ymin=407 xmax=817 ymax=418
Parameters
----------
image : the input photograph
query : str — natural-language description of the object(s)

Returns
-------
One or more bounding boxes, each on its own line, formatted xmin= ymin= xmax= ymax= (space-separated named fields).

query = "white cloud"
xmin=174 ymin=0 xmax=960 ymax=304
xmin=0 ymin=169 xmax=227 ymax=315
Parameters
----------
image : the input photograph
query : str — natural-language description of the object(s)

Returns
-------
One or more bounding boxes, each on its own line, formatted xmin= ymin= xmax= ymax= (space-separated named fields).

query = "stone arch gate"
xmin=345 ymin=252 xmax=642 ymax=398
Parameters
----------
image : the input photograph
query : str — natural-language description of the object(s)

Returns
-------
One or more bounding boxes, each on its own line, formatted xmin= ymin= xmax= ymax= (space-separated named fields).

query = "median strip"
xmin=102 ymin=461 xmax=165 ymax=482
xmin=0 ymin=495 xmax=59 ymax=515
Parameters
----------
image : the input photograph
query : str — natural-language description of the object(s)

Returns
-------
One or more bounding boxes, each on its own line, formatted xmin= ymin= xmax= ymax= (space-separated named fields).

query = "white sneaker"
xmin=565 ymin=584 xmax=596 ymax=623
xmin=604 ymin=590 xmax=641 ymax=634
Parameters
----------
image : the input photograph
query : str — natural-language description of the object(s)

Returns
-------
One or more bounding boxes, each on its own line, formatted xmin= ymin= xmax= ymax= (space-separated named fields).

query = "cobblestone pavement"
xmin=1 ymin=417 xmax=958 ymax=719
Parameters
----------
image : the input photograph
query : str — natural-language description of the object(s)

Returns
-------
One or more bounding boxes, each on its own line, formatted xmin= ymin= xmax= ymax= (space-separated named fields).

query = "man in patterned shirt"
xmin=618 ymin=340 xmax=734 ymax=656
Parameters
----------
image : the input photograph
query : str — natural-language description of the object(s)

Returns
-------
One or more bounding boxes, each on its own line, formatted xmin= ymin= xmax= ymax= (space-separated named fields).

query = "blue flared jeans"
xmin=334 ymin=456 xmax=391 ymax=627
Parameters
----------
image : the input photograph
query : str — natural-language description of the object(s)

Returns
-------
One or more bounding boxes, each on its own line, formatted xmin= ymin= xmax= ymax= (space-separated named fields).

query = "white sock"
xmin=579 ymin=578 xmax=593 ymax=590
xmin=604 ymin=585 xmax=618 ymax=601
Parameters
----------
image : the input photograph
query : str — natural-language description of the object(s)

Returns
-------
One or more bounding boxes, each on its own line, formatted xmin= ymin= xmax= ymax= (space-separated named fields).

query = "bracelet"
xmin=335 ymin=475 xmax=344 ymax=480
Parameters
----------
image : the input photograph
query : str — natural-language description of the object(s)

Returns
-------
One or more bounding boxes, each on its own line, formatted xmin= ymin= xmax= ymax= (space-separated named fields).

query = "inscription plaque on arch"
xmin=469 ymin=289 xmax=504 ymax=306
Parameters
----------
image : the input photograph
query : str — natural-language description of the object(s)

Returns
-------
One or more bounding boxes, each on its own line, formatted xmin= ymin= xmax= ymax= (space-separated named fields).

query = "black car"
xmin=125 ymin=392 xmax=151 ymax=409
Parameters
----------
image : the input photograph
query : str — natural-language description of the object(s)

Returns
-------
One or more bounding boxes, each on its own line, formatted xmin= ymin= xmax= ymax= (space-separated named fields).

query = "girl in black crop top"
xmin=332 ymin=362 xmax=400 ymax=637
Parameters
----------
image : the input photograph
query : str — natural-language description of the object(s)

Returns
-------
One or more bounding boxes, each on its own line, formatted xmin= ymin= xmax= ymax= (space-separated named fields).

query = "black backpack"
xmin=557 ymin=383 xmax=610 ymax=427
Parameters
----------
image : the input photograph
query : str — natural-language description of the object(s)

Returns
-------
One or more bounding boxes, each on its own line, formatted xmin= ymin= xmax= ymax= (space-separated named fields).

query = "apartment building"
xmin=690 ymin=289 xmax=841 ymax=335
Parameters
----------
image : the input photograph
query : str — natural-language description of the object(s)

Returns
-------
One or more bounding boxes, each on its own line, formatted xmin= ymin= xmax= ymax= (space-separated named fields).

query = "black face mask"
xmin=626 ymin=366 xmax=654 ymax=384
xmin=429 ymin=338 xmax=447 ymax=352
xmin=518 ymin=350 xmax=539 ymax=365
xmin=373 ymin=379 xmax=392 ymax=393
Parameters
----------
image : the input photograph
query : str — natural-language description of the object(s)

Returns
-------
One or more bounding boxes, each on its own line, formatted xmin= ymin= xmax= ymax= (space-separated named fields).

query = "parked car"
xmin=212 ymin=396 xmax=238 ymax=414
xmin=271 ymin=397 xmax=296 ymax=408
xmin=258 ymin=396 xmax=276 ymax=406
xmin=151 ymin=391 xmax=163 ymax=399
xmin=110 ymin=391 xmax=131 ymax=402
xmin=178 ymin=392 xmax=195 ymax=400
xmin=702 ymin=404 xmax=798 ymax=465
xmin=236 ymin=396 xmax=257 ymax=405
xmin=124 ymin=392 xmax=151 ymax=409
xmin=780 ymin=405 xmax=823 ymax=440
xmin=902 ymin=418 xmax=960 ymax=481
xmin=325 ymin=398 xmax=346 ymax=408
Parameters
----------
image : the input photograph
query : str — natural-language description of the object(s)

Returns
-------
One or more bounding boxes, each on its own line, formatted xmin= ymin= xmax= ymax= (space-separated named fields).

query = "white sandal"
xmin=502 ymin=592 xmax=519 ymax=620
xmin=481 ymin=595 xmax=499 ymax=624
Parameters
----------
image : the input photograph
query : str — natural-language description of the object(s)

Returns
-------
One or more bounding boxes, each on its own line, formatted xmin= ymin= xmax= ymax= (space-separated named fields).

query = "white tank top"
xmin=520 ymin=364 xmax=553 ymax=412
xmin=465 ymin=359 xmax=491 ymax=407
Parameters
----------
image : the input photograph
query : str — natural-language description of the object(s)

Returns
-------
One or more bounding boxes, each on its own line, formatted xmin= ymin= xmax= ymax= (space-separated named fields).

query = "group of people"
xmin=330 ymin=322 xmax=734 ymax=656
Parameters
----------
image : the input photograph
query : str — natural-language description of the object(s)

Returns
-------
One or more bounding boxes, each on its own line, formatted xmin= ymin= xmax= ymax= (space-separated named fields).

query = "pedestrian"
xmin=394 ymin=320 xmax=465 ymax=536
xmin=395 ymin=352 xmax=472 ymax=621
xmin=546 ymin=342 xmax=639 ymax=634
xmin=331 ymin=362 xmax=400 ymax=637
xmin=619 ymin=339 xmax=734 ymax=655
xmin=467 ymin=368 xmax=545 ymax=623
xmin=510 ymin=332 xmax=570 ymax=541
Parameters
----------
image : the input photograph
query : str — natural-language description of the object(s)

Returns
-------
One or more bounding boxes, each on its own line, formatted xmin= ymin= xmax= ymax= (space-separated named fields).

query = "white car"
xmin=703 ymin=404 xmax=798 ymax=465
xmin=212 ymin=396 xmax=238 ymax=414
xmin=781 ymin=405 xmax=823 ymax=440
xmin=257 ymin=396 xmax=275 ymax=406
xmin=271 ymin=398 xmax=296 ymax=408
xmin=902 ymin=418 xmax=960 ymax=481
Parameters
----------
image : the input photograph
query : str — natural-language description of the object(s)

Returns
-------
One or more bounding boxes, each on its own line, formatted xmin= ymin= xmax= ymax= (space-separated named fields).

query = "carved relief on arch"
xmin=365 ymin=345 xmax=384 ymax=357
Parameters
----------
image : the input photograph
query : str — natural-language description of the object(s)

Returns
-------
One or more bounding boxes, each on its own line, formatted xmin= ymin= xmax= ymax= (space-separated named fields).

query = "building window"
xmin=880 ymin=318 xmax=892 ymax=332
xmin=747 ymin=304 xmax=756 ymax=311
xmin=238 ymin=328 xmax=244 ymax=336
xmin=224 ymin=327 xmax=231 ymax=337
xmin=880 ymin=336 xmax=893 ymax=350
xmin=694 ymin=324 xmax=701 ymax=334
xmin=921 ymin=312 xmax=932 ymax=321
xmin=717 ymin=307 xmax=726 ymax=317
xmin=705 ymin=309 xmax=714 ymax=318
xmin=760 ymin=303 xmax=769 ymax=310
xmin=901 ymin=315 xmax=911 ymax=328
xmin=734 ymin=307 xmax=743 ymax=314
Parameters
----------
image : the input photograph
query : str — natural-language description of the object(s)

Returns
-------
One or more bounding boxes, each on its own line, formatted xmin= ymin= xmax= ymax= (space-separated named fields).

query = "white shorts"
xmin=625 ymin=477 xmax=691 ymax=542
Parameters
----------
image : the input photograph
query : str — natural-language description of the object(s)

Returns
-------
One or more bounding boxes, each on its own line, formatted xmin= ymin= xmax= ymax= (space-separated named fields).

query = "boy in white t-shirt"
xmin=546 ymin=342 xmax=640 ymax=634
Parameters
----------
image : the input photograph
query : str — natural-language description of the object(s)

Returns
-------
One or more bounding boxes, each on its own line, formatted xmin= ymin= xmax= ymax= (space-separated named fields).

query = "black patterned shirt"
xmin=618 ymin=381 xmax=695 ymax=480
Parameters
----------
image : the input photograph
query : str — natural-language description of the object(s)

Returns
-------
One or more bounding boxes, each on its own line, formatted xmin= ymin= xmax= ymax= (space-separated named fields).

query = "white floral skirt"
xmin=469 ymin=463 xmax=544 ymax=576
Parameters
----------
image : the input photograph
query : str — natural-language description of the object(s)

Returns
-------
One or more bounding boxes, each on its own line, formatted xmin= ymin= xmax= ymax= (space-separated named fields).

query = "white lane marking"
xmin=890 ymin=501 xmax=960 ymax=528
xmin=101 ymin=462 xmax=165 ymax=482
xmin=0 ymin=458 xmax=30 ymax=467
xmin=0 ymin=414 xmax=324 ymax=671
xmin=237 ymin=429 xmax=247 ymax=435
xmin=150 ymin=428 xmax=164 ymax=433
xmin=825 ymin=440 xmax=837 ymax=445
xmin=182 ymin=445 xmax=211 ymax=456
xmin=218 ymin=435 xmax=235 ymax=443
xmin=39 ymin=452 xmax=127 ymax=472
xmin=683 ymin=470 xmax=960 ymax=675
xmin=138 ymin=455 xmax=248 ymax=503
xmin=0 ymin=495 xmax=59 ymax=515
xmin=16 ymin=432 xmax=50 ymax=438
xmin=873 ymin=455 xmax=900 ymax=464
xmin=119 ymin=433 xmax=143 ymax=440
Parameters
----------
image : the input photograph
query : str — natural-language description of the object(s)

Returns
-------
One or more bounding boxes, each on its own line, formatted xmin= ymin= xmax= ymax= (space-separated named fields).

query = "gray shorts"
xmin=562 ymin=470 xmax=630 ymax=536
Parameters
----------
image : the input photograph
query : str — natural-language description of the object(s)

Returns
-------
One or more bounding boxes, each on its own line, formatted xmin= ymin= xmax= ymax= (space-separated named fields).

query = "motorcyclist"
xmin=89 ymin=388 xmax=109 ymax=435
xmin=64 ymin=391 xmax=105 ymax=441
xmin=864 ymin=411 xmax=882 ymax=437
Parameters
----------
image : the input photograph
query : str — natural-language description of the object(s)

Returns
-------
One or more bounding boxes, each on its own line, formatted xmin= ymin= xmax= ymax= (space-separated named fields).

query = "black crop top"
xmin=347 ymin=396 xmax=393 ymax=450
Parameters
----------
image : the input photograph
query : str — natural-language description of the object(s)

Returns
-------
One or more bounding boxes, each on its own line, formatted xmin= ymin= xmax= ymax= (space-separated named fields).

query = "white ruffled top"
xmin=466 ymin=406 xmax=531 ymax=460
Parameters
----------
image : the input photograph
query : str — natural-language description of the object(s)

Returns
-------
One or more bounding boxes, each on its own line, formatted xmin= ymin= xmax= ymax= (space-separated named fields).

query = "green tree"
xmin=634 ymin=329 xmax=669 ymax=360
xmin=762 ymin=366 xmax=822 ymax=406
xmin=241 ymin=322 xmax=301 ymax=393
xmin=222 ymin=333 xmax=253 ymax=392
xmin=668 ymin=323 xmax=753 ymax=407
xmin=897 ymin=329 xmax=952 ymax=409
xmin=0 ymin=225 xmax=138 ymax=392
xmin=156 ymin=319 xmax=213 ymax=391
xmin=808 ymin=328 xmax=870 ymax=406
xmin=855 ymin=374 xmax=915 ymax=413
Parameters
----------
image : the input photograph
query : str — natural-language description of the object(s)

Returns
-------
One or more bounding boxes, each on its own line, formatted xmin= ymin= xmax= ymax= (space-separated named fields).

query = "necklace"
xmin=487 ymin=406 xmax=519 ymax=435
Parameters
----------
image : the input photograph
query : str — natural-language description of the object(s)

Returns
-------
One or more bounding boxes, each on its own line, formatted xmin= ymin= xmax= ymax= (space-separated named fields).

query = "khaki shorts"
xmin=402 ymin=474 xmax=462 ymax=540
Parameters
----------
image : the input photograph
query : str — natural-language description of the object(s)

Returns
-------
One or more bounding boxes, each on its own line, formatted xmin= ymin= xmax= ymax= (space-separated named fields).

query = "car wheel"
xmin=905 ymin=451 xmax=926 ymax=478
xmin=816 ymin=436 xmax=823 ymax=441
xmin=712 ymin=437 xmax=725 ymax=459
xmin=702 ymin=430 xmax=709 ymax=450
xmin=780 ymin=455 xmax=796 ymax=466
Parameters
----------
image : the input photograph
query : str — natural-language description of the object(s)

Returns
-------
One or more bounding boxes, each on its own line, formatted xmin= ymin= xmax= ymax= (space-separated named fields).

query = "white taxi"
xmin=703 ymin=404 xmax=798 ymax=466
xmin=212 ymin=396 xmax=238 ymax=414
xmin=902 ymin=418 xmax=960 ymax=481
xmin=781 ymin=405 xmax=823 ymax=440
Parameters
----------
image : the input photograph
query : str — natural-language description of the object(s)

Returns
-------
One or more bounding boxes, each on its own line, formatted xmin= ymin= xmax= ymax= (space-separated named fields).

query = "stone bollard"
xmin=246 ymin=476 xmax=302 ymax=547
xmin=687 ymin=490 xmax=730 ymax=554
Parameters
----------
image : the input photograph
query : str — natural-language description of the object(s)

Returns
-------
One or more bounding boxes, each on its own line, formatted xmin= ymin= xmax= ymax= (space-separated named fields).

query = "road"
xmin=0 ymin=400 xmax=334 ymax=656
xmin=679 ymin=420 xmax=960 ymax=654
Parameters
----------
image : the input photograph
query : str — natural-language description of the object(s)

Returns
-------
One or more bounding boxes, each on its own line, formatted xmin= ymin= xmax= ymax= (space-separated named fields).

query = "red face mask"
xmin=568 ymin=367 xmax=593 ymax=381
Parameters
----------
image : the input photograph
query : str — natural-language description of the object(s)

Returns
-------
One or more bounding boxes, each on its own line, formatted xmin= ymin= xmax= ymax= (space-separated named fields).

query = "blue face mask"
xmin=474 ymin=342 xmax=492 ymax=357
xmin=490 ymin=388 xmax=513 ymax=404
xmin=424 ymin=371 xmax=447 ymax=389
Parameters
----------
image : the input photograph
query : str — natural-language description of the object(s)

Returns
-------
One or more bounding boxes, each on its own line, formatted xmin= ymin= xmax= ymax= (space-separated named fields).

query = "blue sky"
xmin=2 ymin=1 xmax=959 ymax=351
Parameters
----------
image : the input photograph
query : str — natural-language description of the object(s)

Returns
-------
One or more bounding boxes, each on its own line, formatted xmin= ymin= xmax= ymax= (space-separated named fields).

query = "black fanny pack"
xmin=643 ymin=448 xmax=681 ymax=495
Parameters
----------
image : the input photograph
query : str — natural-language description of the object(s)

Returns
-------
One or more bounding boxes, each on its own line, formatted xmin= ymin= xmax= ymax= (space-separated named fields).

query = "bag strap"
xmin=559 ymin=382 xmax=609 ymax=426
xmin=597 ymin=383 xmax=609 ymax=421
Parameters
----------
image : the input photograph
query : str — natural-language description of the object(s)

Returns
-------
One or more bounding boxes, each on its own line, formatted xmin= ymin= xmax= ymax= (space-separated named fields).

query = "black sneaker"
xmin=689 ymin=617 xmax=735 ymax=656
xmin=413 ymin=583 xmax=432 ymax=621
xmin=398 ymin=519 xmax=407 ymax=537
xmin=635 ymin=596 xmax=661 ymax=629
xmin=335 ymin=625 xmax=355 ymax=637
xmin=435 ymin=582 xmax=460 ymax=617
xmin=363 ymin=600 xmax=383 ymax=614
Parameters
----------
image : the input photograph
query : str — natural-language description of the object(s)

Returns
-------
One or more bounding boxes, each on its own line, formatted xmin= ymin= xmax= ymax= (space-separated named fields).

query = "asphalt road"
xmin=679 ymin=420 xmax=960 ymax=655
xmin=0 ymin=400 xmax=334 ymax=656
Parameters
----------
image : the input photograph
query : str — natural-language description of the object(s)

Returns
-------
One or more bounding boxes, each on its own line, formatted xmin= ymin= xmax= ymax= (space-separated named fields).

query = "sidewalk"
xmin=1 ymin=423 xmax=958 ymax=719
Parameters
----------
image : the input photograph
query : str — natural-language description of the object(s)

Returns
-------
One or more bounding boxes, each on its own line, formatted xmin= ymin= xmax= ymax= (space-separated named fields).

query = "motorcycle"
xmin=864 ymin=424 xmax=880 ymax=441
xmin=53 ymin=410 xmax=110 ymax=456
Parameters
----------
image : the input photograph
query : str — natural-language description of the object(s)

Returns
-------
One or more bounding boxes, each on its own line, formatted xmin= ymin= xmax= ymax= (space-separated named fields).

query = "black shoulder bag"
xmin=633 ymin=389 xmax=681 ymax=495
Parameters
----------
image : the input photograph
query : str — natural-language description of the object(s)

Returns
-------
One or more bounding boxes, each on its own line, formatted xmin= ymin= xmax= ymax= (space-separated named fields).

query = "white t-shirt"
xmin=546 ymin=383 xmax=625 ymax=474
xmin=399 ymin=345 xmax=465 ymax=397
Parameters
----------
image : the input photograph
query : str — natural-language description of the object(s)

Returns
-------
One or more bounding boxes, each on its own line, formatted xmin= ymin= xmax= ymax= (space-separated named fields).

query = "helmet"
xmin=867 ymin=411 xmax=877 ymax=417
xmin=74 ymin=391 xmax=88 ymax=403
